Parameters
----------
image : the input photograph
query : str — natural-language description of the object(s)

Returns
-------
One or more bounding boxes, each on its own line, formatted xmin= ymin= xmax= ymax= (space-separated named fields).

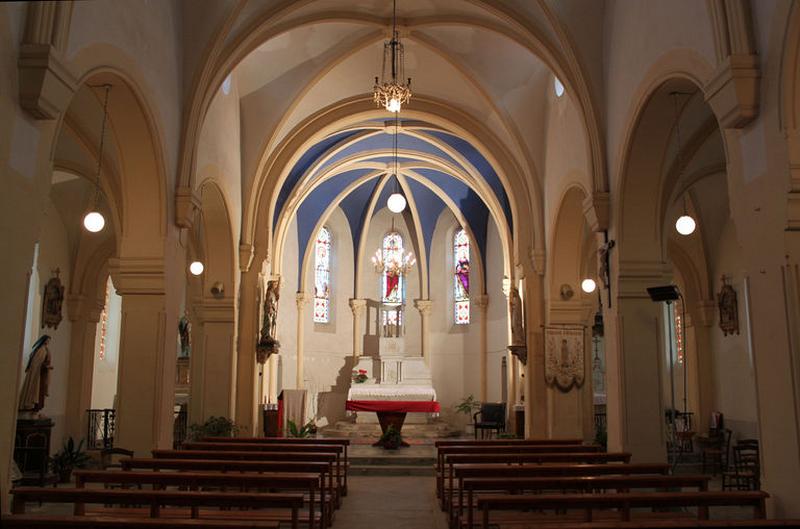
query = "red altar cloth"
xmin=345 ymin=400 xmax=441 ymax=413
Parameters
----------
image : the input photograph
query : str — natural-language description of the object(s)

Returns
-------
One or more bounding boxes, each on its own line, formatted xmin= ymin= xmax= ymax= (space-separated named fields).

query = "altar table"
xmin=345 ymin=400 xmax=441 ymax=448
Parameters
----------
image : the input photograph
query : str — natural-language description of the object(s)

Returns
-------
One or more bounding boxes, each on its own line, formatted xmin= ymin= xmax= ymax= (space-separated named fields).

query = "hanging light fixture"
xmin=581 ymin=278 xmax=597 ymax=294
xmin=83 ymin=84 xmax=111 ymax=233
xmin=189 ymin=261 xmax=205 ymax=276
xmin=373 ymin=0 xmax=411 ymax=113
xmin=670 ymin=91 xmax=696 ymax=236
xmin=386 ymin=114 xmax=406 ymax=213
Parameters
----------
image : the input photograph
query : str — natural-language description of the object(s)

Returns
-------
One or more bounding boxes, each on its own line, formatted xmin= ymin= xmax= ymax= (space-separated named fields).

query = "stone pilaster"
xmin=474 ymin=295 xmax=489 ymax=401
xmin=349 ymin=298 xmax=367 ymax=357
xmin=414 ymin=299 xmax=433 ymax=361
xmin=191 ymin=299 xmax=236 ymax=422
xmin=295 ymin=293 xmax=308 ymax=389
xmin=64 ymin=294 xmax=103 ymax=441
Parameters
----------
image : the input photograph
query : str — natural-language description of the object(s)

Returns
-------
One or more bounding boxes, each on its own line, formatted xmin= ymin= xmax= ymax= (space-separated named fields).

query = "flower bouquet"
xmin=351 ymin=369 xmax=368 ymax=384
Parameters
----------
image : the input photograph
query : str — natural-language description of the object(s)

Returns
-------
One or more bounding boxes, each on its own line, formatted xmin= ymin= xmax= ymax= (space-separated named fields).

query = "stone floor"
xmin=332 ymin=476 xmax=447 ymax=529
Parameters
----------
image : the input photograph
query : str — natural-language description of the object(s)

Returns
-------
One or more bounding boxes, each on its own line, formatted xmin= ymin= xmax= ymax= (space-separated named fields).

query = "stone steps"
xmin=350 ymin=463 xmax=434 ymax=477
xmin=321 ymin=420 xmax=460 ymax=439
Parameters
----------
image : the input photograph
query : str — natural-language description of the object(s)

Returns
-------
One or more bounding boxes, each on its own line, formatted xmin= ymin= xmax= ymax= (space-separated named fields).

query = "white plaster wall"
xmin=196 ymin=76 xmax=243 ymax=249
xmin=709 ymin=218 xmax=758 ymax=439
xmin=66 ymin=0 xmax=184 ymax=186
xmin=19 ymin=201 xmax=73 ymax=451
xmin=302 ymin=208 xmax=355 ymax=425
xmin=485 ymin=216 xmax=509 ymax=404
xmin=277 ymin=216 xmax=299 ymax=395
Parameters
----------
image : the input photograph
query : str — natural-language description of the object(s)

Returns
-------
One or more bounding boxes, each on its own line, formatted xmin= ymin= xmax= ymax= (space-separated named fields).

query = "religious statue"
xmin=717 ymin=276 xmax=740 ymax=336
xmin=178 ymin=313 xmax=191 ymax=358
xmin=257 ymin=278 xmax=281 ymax=364
xmin=18 ymin=335 xmax=53 ymax=416
xmin=507 ymin=286 xmax=528 ymax=365
xmin=509 ymin=286 xmax=525 ymax=346
xmin=41 ymin=269 xmax=64 ymax=330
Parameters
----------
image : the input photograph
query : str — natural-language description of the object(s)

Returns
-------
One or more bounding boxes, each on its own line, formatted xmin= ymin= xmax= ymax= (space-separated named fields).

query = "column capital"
xmin=296 ymin=292 xmax=308 ymax=309
xmin=349 ymin=298 xmax=367 ymax=316
xmin=239 ymin=243 xmax=255 ymax=272
xmin=582 ymin=192 xmax=611 ymax=232
xmin=414 ymin=298 xmax=433 ymax=315
xmin=473 ymin=294 xmax=489 ymax=310
xmin=108 ymin=257 xmax=165 ymax=295
xmin=195 ymin=298 xmax=236 ymax=324
xmin=174 ymin=186 xmax=200 ymax=229
xmin=66 ymin=294 xmax=103 ymax=323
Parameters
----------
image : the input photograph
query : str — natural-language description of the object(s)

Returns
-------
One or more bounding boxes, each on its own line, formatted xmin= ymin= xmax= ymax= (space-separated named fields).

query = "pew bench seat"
xmin=1 ymin=515 xmax=281 ymax=529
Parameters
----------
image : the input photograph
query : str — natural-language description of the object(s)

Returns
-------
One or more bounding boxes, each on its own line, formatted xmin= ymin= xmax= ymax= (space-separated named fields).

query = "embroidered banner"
xmin=544 ymin=326 xmax=585 ymax=391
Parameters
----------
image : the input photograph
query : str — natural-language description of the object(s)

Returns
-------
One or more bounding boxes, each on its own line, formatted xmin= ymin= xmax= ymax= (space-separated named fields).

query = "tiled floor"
xmin=332 ymin=476 xmax=448 ymax=529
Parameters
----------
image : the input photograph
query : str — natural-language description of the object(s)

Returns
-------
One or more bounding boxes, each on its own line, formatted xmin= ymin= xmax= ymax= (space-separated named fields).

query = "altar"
xmin=346 ymin=300 xmax=439 ymax=434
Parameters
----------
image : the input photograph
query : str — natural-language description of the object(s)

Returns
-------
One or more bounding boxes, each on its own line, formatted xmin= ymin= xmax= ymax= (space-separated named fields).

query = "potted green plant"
xmin=187 ymin=416 xmax=239 ymax=441
xmin=455 ymin=395 xmax=481 ymax=434
xmin=287 ymin=419 xmax=316 ymax=438
xmin=50 ymin=437 xmax=90 ymax=483
xmin=378 ymin=425 xmax=403 ymax=450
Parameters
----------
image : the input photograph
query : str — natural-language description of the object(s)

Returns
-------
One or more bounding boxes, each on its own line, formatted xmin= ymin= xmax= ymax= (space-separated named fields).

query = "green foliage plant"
xmin=51 ymin=437 xmax=91 ymax=482
xmin=188 ymin=416 xmax=239 ymax=441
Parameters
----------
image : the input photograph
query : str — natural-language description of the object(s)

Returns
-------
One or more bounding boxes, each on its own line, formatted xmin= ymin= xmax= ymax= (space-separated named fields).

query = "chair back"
xmin=479 ymin=403 xmax=506 ymax=425
xmin=733 ymin=438 xmax=760 ymax=479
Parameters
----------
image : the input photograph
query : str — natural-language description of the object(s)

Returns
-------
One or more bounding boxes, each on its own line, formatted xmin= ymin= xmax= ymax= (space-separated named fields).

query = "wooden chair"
xmin=702 ymin=428 xmax=731 ymax=475
xmin=723 ymin=439 xmax=760 ymax=491
xmin=472 ymin=403 xmax=506 ymax=440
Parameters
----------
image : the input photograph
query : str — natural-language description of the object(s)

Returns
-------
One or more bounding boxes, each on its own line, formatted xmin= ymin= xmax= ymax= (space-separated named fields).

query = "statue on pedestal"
xmin=18 ymin=335 xmax=53 ymax=417
xmin=508 ymin=286 xmax=528 ymax=365
xmin=178 ymin=313 xmax=191 ymax=358
xmin=257 ymin=278 xmax=281 ymax=364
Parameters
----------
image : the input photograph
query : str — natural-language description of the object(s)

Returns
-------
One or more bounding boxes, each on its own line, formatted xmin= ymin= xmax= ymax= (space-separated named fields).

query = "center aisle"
xmin=331 ymin=475 xmax=448 ymax=529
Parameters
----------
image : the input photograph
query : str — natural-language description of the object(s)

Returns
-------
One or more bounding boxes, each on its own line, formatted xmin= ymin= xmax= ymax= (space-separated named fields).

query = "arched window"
xmin=454 ymin=229 xmax=470 ymax=324
xmin=313 ymin=227 xmax=332 ymax=323
xmin=381 ymin=232 xmax=405 ymax=326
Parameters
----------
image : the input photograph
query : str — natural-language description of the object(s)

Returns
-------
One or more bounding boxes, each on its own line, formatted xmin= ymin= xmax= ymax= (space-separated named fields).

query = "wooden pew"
xmin=74 ymin=470 xmax=326 ymax=529
xmin=120 ymin=458 xmax=335 ymax=522
xmin=435 ymin=439 xmax=585 ymax=447
xmin=476 ymin=491 xmax=769 ymax=529
xmin=152 ymin=449 xmax=343 ymax=505
xmin=180 ymin=443 xmax=345 ymax=499
xmin=436 ymin=445 xmax=601 ymax=499
xmin=2 ymin=516 xmax=280 ymax=529
xmin=11 ymin=487 xmax=304 ymax=529
xmin=457 ymin=474 xmax=710 ymax=529
xmin=201 ymin=437 xmax=350 ymax=495
xmin=441 ymin=452 xmax=633 ymax=508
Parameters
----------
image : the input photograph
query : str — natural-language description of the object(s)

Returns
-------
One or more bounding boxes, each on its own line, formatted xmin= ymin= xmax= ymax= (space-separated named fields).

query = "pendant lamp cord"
xmin=670 ymin=92 xmax=688 ymax=215
xmin=93 ymin=84 xmax=112 ymax=210
xmin=394 ymin=112 xmax=399 ymax=194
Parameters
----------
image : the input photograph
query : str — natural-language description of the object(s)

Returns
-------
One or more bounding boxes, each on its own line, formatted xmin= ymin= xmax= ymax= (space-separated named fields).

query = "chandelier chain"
xmin=94 ymin=84 xmax=112 ymax=209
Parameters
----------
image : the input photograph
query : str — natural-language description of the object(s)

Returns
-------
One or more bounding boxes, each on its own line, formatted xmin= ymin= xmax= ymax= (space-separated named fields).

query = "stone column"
xmin=108 ymin=257 xmax=177 ymax=455
xmin=692 ymin=300 xmax=716 ymax=435
xmin=268 ymin=353 xmax=278 ymax=403
xmin=349 ymin=298 xmax=366 ymax=357
xmin=235 ymin=268 xmax=259 ymax=435
xmin=474 ymin=295 xmax=489 ymax=401
xmin=604 ymin=261 xmax=670 ymax=463
xmin=295 ymin=292 xmax=308 ymax=389
xmin=524 ymin=273 xmax=547 ymax=438
xmin=64 ymin=295 xmax=103 ymax=441
xmin=192 ymin=299 xmax=236 ymax=421
xmin=414 ymin=299 xmax=433 ymax=361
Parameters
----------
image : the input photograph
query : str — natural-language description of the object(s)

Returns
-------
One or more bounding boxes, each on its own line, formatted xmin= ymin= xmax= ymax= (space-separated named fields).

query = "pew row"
xmin=456 ymin=474 xmax=711 ymax=529
xmin=74 ymin=470 xmax=327 ymax=529
xmin=11 ymin=487 xmax=304 ymax=529
xmin=2 ymin=516 xmax=281 ymax=529
xmin=475 ymin=491 xmax=769 ymax=529
xmin=199 ymin=438 xmax=350 ymax=495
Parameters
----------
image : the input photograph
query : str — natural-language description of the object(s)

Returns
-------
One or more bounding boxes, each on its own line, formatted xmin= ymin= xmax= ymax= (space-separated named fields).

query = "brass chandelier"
xmin=373 ymin=0 xmax=411 ymax=113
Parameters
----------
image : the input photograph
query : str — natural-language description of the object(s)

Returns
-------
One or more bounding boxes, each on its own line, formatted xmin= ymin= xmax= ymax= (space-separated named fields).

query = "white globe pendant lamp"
xmin=83 ymin=84 xmax=111 ymax=234
xmin=83 ymin=211 xmax=106 ymax=233
xmin=387 ymin=192 xmax=406 ymax=213
xmin=670 ymin=91 xmax=698 ymax=237
xmin=189 ymin=261 xmax=205 ymax=276
xmin=675 ymin=214 xmax=696 ymax=236
xmin=581 ymin=278 xmax=597 ymax=294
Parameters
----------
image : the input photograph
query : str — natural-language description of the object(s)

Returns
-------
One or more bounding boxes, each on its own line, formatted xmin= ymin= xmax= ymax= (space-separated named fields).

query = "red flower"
xmin=358 ymin=369 xmax=367 ymax=374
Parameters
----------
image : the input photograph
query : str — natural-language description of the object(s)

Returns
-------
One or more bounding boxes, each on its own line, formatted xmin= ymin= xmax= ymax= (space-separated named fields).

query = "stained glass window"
xmin=454 ymin=229 xmax=470 ymax=324
xmin=313 ymin=227 xmax=331 ymax=323
xmin=381 ymin=232 xmax=405 ymax=326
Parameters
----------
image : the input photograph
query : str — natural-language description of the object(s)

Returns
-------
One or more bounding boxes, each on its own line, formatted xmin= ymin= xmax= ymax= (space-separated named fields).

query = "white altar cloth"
xmin=347 ymin=385 xmax=437 ymax=402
